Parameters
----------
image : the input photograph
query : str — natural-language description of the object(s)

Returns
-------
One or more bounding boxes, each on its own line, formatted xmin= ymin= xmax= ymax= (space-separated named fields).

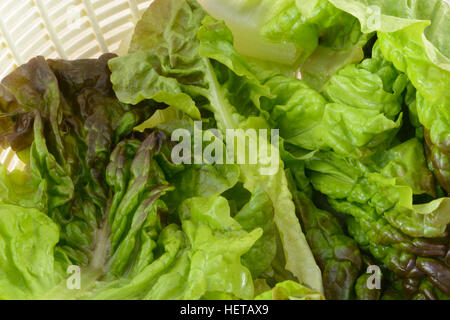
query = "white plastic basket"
xmin=0 ymin=0 xmax=153 ymax=170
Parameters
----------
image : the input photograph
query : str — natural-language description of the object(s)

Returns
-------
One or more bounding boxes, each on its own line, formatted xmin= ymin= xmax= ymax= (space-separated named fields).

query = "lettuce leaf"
xmin=197 ymin=16 xmax=324 ymax=293
xmin=2 ymin=0 xmax=447 ymax=301
xmin=234 ymin=188 xmax=277 ymax=278
xmin=304 ymin=145 xmax=449 ymax=296
xmin=328 ymin=0 xmax=450 ymax=193
xmin=0 ymin=204 xmax=64 ymax=299
xmin=259 ymin=73 xmax=402 ymax=158
xmin=306 ymin=148 xmax=450 ymax=238
xmin=197 ymin=0 xmax=366 ymax=70
xmin=254 ymin=280 xmax=325 ymax=300
xmin=323 ymin=41 xmax=408 ymax=119
xmin=109 ymin=0 xmax=323 ymax=293
xmin=196 ymin=0 xmax=300 ymax=66
xmin=96 ymin=195 xmax=263 ymax=300
xmin=288 ymin=177 xmax=362 ymax=300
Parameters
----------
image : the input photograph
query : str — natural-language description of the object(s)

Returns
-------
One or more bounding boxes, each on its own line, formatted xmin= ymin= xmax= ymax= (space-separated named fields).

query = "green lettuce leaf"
xmin=109 ymin=0 xmax=323 ymax=293
xmin=328 ymin=0 xmax=450 ymax=191
xmin=196 ymin=0 xmax=300 ymax=66
xmin=299 ymin=42 xmax=365 ymax=91
xmin=234 ymin=188 xmax=277 ymax=278
xmin=197 ymin=0 xmax=366 ymax=70
xmin=259 ymin=73 xmax=402 ymax=158
xmin=370 ymin=138 xmax=436 ymax=196
xmin=101 ymin=195 xmax=263 ymax=300
xmin=254 ymin=280 xmax=325 ymax=300
xmin=322 ymin=41 xmax=408 ymax=119
xmin=177 ymin=196 xmax=262 ymax=299
xmin=197 ymin=15 xmax=323 ymax=293
xmin=306 ymin=149 xmax=450 ymax=238
xmin=0 ymin=204 xmax=64 ymax=299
